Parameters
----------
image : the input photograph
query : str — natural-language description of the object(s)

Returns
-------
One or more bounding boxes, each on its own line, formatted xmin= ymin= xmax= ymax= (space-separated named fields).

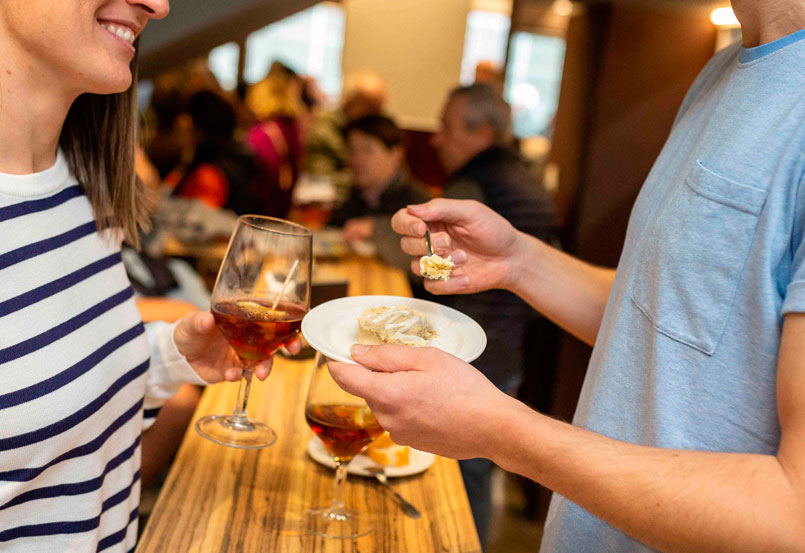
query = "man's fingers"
xmin=422 ymin=273 xmax=471 ymax=295
xmin=450 ymin=249 xmax=468 ymax=266
xmin=326 ymin=360 xmax=383 ymax=398
xmin=407 ymin=198 xmax=479 ymax=225
xmin=391 ymin=208 xmax=426 ymax=238
xmin=400 ymin=232 xmax=454 ymax=257
xmin=349 ymin=344 xmax=434 ymax=372
xmin=401 ymin=236 xmax=428 ymax=256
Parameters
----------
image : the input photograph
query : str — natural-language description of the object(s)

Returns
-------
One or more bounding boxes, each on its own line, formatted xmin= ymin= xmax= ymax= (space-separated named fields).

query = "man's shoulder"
xmin=673 ymin=43 xmax=741 ymax=128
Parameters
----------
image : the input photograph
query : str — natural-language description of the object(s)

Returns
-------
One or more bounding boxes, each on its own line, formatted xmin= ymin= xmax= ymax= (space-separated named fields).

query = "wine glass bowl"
xmin=196 ymin=215 xmax=312 ymax=449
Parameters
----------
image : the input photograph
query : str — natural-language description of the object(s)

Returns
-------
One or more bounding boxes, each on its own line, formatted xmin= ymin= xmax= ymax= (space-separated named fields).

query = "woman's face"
xmin=0 ymin=0 xmax=169 ymax=95
xmin=348 ymin=131 xmax=403 ymax=190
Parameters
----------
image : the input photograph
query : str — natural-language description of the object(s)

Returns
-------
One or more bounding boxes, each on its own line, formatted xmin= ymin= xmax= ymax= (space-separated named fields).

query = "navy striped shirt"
xmin=0 ymin=151 xmax=206 ymax=552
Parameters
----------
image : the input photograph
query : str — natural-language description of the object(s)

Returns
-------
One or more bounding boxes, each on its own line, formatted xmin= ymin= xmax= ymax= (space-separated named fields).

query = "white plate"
xmin=301 ymin=295 xmax=487 ymax=364
xmin=306 ymin=437 xmax=435 ymax=478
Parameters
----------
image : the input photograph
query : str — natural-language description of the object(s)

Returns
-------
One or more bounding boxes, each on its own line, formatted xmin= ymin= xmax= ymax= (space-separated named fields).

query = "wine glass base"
xmin=305 ymin=506 xmax=373 ymax=539
xmin=195 ymin=415 xmax=277 ymax=449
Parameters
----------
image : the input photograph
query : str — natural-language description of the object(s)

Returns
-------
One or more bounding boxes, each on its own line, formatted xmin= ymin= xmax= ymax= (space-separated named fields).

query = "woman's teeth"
xmin=99 ymin=23 xmax=136 ymax=45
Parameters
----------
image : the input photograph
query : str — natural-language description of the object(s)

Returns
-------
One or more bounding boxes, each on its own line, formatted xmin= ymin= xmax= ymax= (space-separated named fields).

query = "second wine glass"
xmin=304 ymin=351 xmax=384 ymax=538
xmin=196 ymin=215 xmax=312 ymax=449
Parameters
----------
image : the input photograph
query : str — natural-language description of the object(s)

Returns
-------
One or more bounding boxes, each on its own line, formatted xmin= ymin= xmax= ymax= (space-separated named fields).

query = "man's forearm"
xmin=486 ymin=399 xmax=805 ymax=553
xmin=506 ymin=232 xmax=615 ymax=345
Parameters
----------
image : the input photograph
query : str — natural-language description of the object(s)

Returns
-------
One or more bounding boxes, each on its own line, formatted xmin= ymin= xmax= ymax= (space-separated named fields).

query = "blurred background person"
xmin=329 ymin=115 xmax=430 ymax=271
xmin=303 ymin=70 xmax=388 ymax=202
xmin=424 ymin=82 xmax=558 ymax=547
xmin=145 ymin=72 xmax=191 ymax=180
xmin=169 ymin=90 xmax=259 ymax=214
xmin=245 ymin=60 xmax=306 ymax=219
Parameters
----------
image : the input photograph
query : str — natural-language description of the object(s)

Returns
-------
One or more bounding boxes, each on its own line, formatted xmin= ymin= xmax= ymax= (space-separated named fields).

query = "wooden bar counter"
xmin=136 ymin=257 xmax=482 ymax=553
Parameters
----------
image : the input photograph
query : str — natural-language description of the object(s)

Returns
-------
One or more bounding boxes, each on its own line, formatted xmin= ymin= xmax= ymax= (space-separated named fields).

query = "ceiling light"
xmin=552 ymin=0 xmax=574 ymax=17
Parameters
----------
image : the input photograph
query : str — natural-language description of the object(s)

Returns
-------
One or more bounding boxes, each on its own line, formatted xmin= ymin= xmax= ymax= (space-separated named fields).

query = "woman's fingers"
xmin=254 ymin=358 xmax=273 ymax=380
xmin=285 ymin=338 xmax=302 ymax=355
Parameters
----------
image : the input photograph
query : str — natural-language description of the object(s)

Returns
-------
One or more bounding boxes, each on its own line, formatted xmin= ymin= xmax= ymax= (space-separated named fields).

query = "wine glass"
xmin=195 ymin=215 xmax=312 ymax=449
xmin=304 ymin=351 xmax=384 ymax=538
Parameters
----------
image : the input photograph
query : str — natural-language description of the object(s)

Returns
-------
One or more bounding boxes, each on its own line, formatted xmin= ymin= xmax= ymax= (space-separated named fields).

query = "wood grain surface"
xmin=136 ymin=257 xmax=482 ymax=553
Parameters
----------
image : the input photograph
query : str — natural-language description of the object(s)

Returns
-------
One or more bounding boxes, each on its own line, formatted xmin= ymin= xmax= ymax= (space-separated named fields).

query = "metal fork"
xmin=365 ymin=466 xmax=422 ymax=519
xmin=424 ymin=228 xmax=435 ymax=257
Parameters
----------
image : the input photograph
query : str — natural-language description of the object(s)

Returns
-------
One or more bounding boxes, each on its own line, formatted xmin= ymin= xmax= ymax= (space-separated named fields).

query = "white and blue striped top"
xmin=0 ymin=151 xmax=207 ymax=552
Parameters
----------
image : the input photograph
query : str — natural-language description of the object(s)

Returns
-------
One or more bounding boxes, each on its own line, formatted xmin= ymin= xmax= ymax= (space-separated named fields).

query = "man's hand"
xmin=343 ymin=216 xmax=375 ymax=243
xmin=392 ymin=199 xmax=524 ymax=295
xmin=173 ymin=311 xmax=301 ymax=383
xmin=327 ymin=344 xmax=513 ymax=459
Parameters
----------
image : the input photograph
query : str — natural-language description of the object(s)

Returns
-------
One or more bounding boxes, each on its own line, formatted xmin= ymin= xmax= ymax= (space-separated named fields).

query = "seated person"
xmin=169 ymin=90 xmax=259 ymax=214
xmin=246 ymin=61 xmax=305 ymax=219
xmin=329 ymin=115 xmax=429 ymax=270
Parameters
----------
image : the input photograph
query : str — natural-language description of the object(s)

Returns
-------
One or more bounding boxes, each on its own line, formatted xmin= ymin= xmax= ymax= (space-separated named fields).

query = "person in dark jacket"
xmin=330 ymin=115 xmax=430 ymax=271
xmin=426 ymin=83 xmax=557 ymax=547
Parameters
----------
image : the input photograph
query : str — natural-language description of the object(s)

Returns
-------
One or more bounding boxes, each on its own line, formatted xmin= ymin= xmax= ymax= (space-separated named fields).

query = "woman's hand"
xmin=343 ymin=216 xmax=375 ymax=243
xmin=173 ymin=311 xmax=302 ymax=383
xmin=391 ymin=199 xmax=525 ymax=295
xmin=327 ymin=344 xmax=513 ymax=460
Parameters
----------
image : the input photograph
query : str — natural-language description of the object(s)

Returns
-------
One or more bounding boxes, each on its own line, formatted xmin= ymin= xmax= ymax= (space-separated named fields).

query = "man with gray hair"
xmin=422 ymin=82 xmax=556 ymax=545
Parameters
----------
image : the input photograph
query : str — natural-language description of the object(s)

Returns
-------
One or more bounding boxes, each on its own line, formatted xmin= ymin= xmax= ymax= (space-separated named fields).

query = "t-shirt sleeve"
xmin=142 ymin=321 xmax=209 ymax=431
xmin=782 ymin=172 xmax=805 ymax=316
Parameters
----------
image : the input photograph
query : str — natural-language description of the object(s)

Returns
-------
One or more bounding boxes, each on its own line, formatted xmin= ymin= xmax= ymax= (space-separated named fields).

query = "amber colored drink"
xmin=306 ymin=404 xmax=384 ymax=462
xmin=212 ymin=299 xmax=305 ymax=364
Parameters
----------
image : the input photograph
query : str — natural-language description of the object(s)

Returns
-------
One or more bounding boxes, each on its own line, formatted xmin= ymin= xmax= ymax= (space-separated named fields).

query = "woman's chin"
xmin=88 ymin=73 xmax=134 ymax=96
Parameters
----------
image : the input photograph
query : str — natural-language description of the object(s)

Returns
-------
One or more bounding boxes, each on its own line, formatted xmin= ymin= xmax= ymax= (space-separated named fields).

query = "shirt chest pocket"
xmin=631 ymin=161 xmax=767 ymax=355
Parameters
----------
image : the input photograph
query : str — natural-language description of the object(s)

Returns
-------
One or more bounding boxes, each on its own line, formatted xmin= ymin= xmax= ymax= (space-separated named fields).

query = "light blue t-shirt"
xmin=541 ymin=31 xmax=805 ymax=553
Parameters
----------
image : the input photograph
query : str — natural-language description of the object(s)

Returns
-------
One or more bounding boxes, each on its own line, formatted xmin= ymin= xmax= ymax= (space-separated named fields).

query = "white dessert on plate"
xmin=358 ymin=305 xmax=436 ymax=347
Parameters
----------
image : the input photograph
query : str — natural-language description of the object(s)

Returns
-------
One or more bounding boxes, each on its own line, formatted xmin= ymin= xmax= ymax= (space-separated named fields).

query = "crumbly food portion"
xmin=358 ymin=305 xmax=436 ymax=347
xmin=420 ymin=254 xmax=454 ymax=280
xmin=365 ymin=432 xmax=410 ymax=467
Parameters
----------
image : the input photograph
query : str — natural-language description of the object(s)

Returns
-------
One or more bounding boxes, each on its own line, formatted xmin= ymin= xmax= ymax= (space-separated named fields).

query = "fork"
xmin=366 ymin=466 xmax=422 ymax=519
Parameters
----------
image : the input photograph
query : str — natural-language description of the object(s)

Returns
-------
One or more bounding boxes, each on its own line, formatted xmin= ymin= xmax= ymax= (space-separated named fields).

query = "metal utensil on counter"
xmin=366 ymin=466 xmax=422 ymax=519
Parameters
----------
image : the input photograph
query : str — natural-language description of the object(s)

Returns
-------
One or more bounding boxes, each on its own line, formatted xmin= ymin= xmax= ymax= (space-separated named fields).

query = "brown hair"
xmin=59 ymin=46 xmax=153 ymax=248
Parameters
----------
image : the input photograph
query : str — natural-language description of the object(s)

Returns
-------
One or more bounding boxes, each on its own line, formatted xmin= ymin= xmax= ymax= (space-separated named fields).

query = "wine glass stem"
xmin=329 ymin=460 xmax=348 ymax=511
xmin=231 ymin=368 xmax=255 ymax=422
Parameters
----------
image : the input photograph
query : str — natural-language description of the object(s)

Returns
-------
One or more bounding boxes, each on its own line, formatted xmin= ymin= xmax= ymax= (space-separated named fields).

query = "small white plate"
xmin=301 ymin=295 xmax=487 ymax=364
xmin=306 ymin=437 xmax=435 ymax=478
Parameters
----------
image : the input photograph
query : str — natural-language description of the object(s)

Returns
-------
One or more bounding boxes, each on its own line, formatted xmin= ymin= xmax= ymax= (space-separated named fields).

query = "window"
xmin=504 ymin=33 xmax=566 ymax=137
xmin=206 ymin=4 xmax=345 ymax=100
xmin=459 ymin=10 xmax=511 ymax=85
xmin=244 ymin=3 xmax=344 ymax=99
xmin=208 ymin=42 xmax=240 ymax=91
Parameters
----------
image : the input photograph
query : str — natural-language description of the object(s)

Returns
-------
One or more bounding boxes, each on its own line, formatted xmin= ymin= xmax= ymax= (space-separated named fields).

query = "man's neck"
xmin=732 ymin=0 xmax=805 ymax=48
xmin=0 ymin=31 xmax=77 ymax=174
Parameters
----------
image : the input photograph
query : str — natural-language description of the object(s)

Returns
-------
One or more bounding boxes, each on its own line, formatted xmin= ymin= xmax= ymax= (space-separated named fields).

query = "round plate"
xmin=306 ymin=437 xmax=435 ymax=478
xmin=301 ymin=295 xmax=487 ymax=364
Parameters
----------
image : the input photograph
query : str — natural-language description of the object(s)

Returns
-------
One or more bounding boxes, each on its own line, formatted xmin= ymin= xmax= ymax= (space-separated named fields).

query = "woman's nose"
xmin=129 ymin=0 xmax=170 ymax=20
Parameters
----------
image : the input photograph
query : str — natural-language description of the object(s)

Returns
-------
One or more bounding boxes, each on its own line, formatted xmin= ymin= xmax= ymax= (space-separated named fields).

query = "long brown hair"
xmin=59 ymin=45 xmax=153 ymax=248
